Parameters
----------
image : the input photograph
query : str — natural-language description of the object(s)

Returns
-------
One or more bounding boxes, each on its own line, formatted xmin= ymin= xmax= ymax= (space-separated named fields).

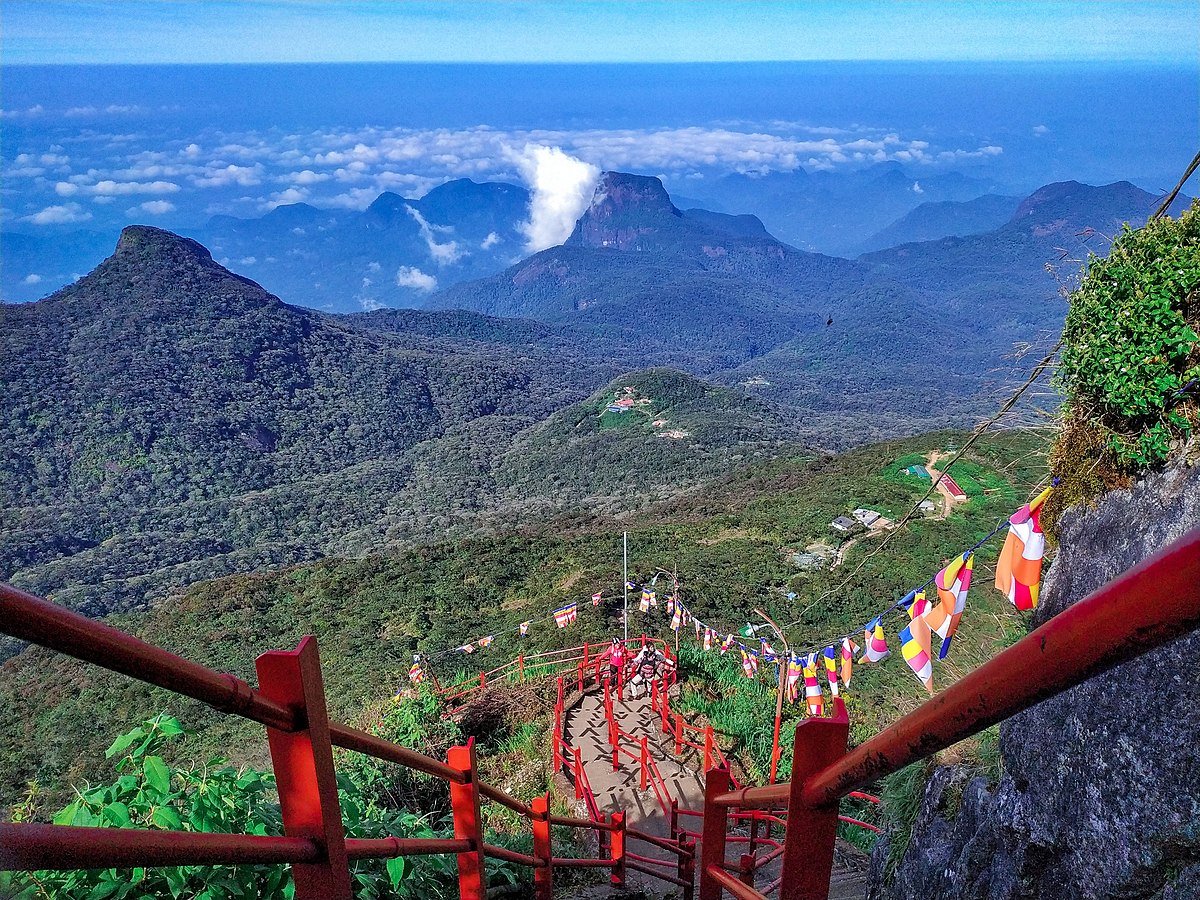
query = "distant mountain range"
xmin=4 ymin=162 xmax=1184 ymax=310
xmin=0 ymin=226 xmax=783 ymax=622
xmin=1 ymin=171 xmax=1188 ymax=623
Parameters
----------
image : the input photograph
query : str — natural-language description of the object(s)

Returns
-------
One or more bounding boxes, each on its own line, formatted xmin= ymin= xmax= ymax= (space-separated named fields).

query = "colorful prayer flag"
xmin=665 ymin=595 xmax=676 ymax=615
xmin=626 ymin=581 xmax=638 ymax=591
xmin=721 ymin=634 xmax=735 ymax=654
xmin=639 ymin=595 xmax=651 ymax=612
xmin=995 ymin=487 xmax=1053 ymax=610
xmin=786 ymin=655 xmax=803 ymax=703
xmin=519 ymin=621 xmax=530 ymax=636
xmin=803 ymin=657 xmax=824 ymax=716
xmin=408 ymin=661 xmax=424 ymax=684
xmin=478 ymin=635 xmax=494 ymax=648
xmin=927 ymin=552 xmax=975 ymax=658
xmin=840 ymin=637 xmax=858 ymax=686
xmin=670 ymin=607 xmax=682 ymax=631
xmin=899 ymin=591 xmax=934 ymax=694
xmin=861 ymin=618 xmax=889 ymax=663
xmin=823 ymin=646 xmax=839 ymax=698
xmin=592 ymin=592 xmax=603 ymax=606
xmin=703 ymin=628 xmax=713 ymax=651
xmin=554 ymin=601 xmax=578 ymax=628
xmin=741 ymin=649 xmax=759 ymax=678
xmin=460 ymin=643 xmax=475 ymax=654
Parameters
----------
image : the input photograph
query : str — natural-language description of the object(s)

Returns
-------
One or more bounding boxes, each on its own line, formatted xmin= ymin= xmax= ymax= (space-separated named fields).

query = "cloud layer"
xmin=3 ymin=118 xmax=1007 ymax=233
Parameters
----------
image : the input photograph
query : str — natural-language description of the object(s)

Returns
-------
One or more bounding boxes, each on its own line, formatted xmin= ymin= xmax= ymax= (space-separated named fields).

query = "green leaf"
xmin=151 ymin=806 xmax=183 ymax=830
xmin=142 ymin=756 xmax=171 ymax=796
xmin=52 ymin=800 xmax=81 ymax=827
xmin=104 ymin=728 xmax=145 ymax=760
xmin=386 ymin=856 xmax=407 ymax=887
xmin=101 ymin=802 xmax=132 ymax=828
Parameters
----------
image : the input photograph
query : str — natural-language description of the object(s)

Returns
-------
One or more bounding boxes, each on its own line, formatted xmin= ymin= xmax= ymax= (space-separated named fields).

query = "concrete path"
xmin=561 ymin=685 xmax=871 ymax=899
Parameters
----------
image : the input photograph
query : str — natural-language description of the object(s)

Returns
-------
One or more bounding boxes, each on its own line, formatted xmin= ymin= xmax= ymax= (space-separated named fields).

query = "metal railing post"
xmin=610 ymin=810 xmax=627 ymax=886
xmin=704 ymin=726 xmax=714 ymax=772
xmin=739 ymin=851 xmax=755 ymax=887
xmin=661 ymin=680 xmax=670 ymax=733
xmin=448 ymin=738 xmax=487 ymax=900
xmin=640 ymin=736 xmax=649 ymax=791
xmin=255 ymin=637 xmax=351 ymax=900
xmin=675 ymin=714 xmax=684 ymax=755
xmin=532 ymin=793 xmax=553 ymax=900
xmin=698 ymin=766 xmax=731 ymax=900
xmin=780 ymin=699 xmax=849 ymax=900
xmin=682 ymin=837 xmax=697 ymax=900
xmin=518 ymin=653 xmax=525 ymax=682
xmin=573 ymin=747 xmax=584 ymax=800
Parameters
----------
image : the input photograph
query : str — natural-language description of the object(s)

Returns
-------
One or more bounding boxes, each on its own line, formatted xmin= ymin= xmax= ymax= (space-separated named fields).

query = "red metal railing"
xmin=0 ymin=587 xmax=680 ymax=900
xmin=6 ymin=526 xmax=1197 ymax=900
xmin=695 ymin=527 xmax=1200 ymax=899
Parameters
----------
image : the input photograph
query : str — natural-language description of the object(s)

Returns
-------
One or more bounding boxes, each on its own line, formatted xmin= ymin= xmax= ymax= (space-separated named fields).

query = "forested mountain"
xmin=0 ymin=227 xmax=792 ymax=621
xmin=430 ymin=172 xmax=869 ymax=372
xmin=190 ymin=179 xmax=532 ymax=312
xmin=853 ymin=193 xmax=1023 ymax=254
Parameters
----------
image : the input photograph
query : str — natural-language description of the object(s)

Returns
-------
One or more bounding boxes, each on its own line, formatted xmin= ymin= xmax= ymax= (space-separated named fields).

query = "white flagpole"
xmin=623 ymin=531 xmax=629 ymax=642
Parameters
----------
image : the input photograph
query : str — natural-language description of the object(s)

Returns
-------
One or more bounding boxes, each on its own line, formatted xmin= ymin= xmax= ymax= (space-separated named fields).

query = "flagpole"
xmin=623 ymin=531 xmax=629 ymax=643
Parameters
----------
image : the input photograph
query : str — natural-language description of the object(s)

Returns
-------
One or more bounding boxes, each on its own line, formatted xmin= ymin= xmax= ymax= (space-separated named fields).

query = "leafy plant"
xmin=1055 ymin=201 xmax=1200 ymax=478
xmin=3 ymin=715 xmax=525 ymax=899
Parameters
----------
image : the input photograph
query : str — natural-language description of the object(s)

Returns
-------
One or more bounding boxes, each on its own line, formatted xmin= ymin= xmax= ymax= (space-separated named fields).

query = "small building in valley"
xmin=852 ymin=508 xmax=881 ymax=527
xmin=830 ymin=515 xmax=859 ymax=534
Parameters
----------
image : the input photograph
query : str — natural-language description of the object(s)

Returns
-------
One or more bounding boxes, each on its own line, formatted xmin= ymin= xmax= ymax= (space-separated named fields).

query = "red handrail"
xmin=0 ymin=584 xmax=689 ymax=900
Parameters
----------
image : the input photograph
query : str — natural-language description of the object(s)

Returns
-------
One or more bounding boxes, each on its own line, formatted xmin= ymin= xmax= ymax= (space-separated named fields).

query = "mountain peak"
xmin=567 ymin=172 xmax=683 ymax=250
xmin=116 ymin=225 xmax=214 ymax=263
xmin=60 ymin=227 xmax=280 ymax=316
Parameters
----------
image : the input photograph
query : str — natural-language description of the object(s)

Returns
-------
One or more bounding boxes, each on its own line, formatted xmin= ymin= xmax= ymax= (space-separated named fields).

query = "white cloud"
xmin=23 ymin=274 xmax=43 ymax=285
xmin=510 ymin=144 xmax=599 ymax=253
xmin=239 ymin=256 xmax=257 ymax=265
xmin=395 ymin=265 xmax=438 ymax=291
xmin=1033 ymin=124 xmax=1050 ymax=136
xmin=259 ymin=186 xmax=309 ymax=210
xmin=286 ymin=169 xmax=330 ymax=185
xmin=912 ymin=181 xmax=923 ymax=194
xmin=24 ymin=203 xmax=92 ymax=225
xmin=405 ymin=206 xmax=464 ymax=265
xmin=55 ymin=182 xmax=81 ymax=198
xmin=480 ymin=232 xmax=501 ymax=250
xmin=192 ymin=163 xmax=263 ymax=187
xmin=91 ymin=179 xmax=181 ymax=195
xmin=128 ymin=200 xmax=176 ymax=215
xmin=324 ymin=187 xmax=380 ymax=209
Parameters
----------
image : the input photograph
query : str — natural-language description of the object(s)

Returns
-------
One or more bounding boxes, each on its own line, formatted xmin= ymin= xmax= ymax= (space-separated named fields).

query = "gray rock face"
xmin=869 ymin=456 xmax=1200 ymax=900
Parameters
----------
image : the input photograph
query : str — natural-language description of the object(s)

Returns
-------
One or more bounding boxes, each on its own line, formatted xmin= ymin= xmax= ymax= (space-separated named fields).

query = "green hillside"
xmin=0 ymin=428 xmax=1048 ymax=812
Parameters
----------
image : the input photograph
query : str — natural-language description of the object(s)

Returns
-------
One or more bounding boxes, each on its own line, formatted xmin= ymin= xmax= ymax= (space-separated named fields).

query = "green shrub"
xmin=1056 ymin=201 xmax=1200 ymax=478
xmin=2 ymin=715 xmax=522 ymax=900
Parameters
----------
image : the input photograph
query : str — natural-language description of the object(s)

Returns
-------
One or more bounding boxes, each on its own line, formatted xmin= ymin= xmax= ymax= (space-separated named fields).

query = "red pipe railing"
xmin=0 ymin=586 xmax=686 ymax=900
xmin=696 ymin=527 xmax=1200 ymax=899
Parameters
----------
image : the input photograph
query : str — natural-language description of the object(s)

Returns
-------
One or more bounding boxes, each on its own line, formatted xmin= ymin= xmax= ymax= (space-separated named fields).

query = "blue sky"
xmin=4 ymin=0 xmax=1198 ymax=65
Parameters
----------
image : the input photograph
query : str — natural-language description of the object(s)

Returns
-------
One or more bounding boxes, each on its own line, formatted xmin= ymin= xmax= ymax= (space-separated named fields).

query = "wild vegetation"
xmin=1049 ymin=200 xmax=1199 ymax=518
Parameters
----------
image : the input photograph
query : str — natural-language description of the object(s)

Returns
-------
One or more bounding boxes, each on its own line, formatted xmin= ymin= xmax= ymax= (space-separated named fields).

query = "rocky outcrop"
xmin=869 ymin=455 xmax=1200 ymax=900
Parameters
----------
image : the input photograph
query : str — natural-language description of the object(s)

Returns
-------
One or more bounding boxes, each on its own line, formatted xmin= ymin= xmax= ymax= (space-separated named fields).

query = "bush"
xmin=1055 ymin=201 xmax=1199 ymax=482
xmin=2 ymin=715 xmax=522 ymax=900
